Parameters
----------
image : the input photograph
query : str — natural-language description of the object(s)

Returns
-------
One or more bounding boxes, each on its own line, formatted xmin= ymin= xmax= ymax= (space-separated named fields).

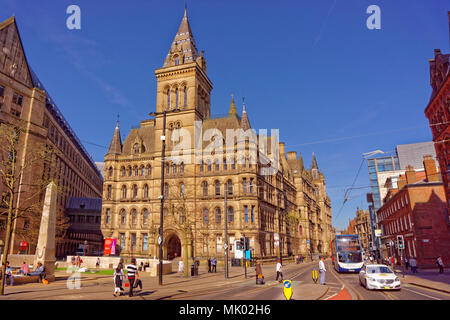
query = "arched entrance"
xmin=166 ymin=234 xmax=181 ymax=260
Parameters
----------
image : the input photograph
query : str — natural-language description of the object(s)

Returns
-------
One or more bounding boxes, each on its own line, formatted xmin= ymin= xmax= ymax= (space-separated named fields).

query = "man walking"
xmin=126 ymin=258 xmax=140 ymax=297
xmin=275 ymin=258 xmax=283 ymax=283
xmin=409 ymin=257 xmax=418 ymax=273
xmin=212 ymin=257 xmax=217 ymax=273
xmin=319 ymin=255 xmax=326 ymax=285
xmin=208 ymin=257 xmax=212 ymax=273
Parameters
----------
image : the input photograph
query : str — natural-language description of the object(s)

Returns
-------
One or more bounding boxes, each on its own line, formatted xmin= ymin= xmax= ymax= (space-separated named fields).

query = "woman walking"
xmin=113 ymin=265 xmax=125 ymax=297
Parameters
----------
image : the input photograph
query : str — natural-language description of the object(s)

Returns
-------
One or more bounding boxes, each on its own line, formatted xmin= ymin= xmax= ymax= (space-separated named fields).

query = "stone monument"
xmin=34 ymin=181 xmax=57 ymax=280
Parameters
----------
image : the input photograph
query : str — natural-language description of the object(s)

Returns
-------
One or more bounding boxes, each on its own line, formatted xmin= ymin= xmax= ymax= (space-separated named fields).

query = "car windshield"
xmin=338 ymin=251 xmax=362 ymax=263
xmin=367 ymin=266 xmax=393 ymax=274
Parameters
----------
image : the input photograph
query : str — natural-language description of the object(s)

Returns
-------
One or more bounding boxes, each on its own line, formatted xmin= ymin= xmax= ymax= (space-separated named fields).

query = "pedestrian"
xmin=29 ymin=262 xmax=47 ymax=283
xmin=410 ymin=257 xmax=418 ymax=273
xmin=255 ymin=260 xmax=264 ymax=284
xmin=113 ymin=265 xmax=125 ymax=297
xmin=126 ymin=258 xmax=141 ymax=297
xmin=178 ymin=260 xmax=184 ymax=273
xmin=17 ymin=261 xmax=30 ymax=275
xmin=208 ymin=257 xmax=211 ymax=273
xmin=96 ymin=257 xmax=100 ymax=269
xmin=405 ymin=257 xmax=409 ymax=270
xmin=212 ymin=257 xmax=217 ymax=273
xmin=437 ymin=256 xmax=444 ymax=274
xmin=275 ymin=258 xmax=283 ymax=283
xmin=71 ymin=256 xmax=75 ymax=266
xmin=319 ymin=255 xmax=326 ymax=285
xmin=3 ymin=261 xmax=14 ymax=286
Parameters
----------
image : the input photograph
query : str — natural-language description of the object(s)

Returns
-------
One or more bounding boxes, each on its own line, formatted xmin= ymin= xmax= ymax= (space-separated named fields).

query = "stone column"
xmin=34 ymin=182 xmax=57 ymax=280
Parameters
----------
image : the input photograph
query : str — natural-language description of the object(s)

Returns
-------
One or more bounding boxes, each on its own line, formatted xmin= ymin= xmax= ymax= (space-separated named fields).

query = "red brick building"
xmin=424 ymin=12 xmax=450 ymax=210
xmin=377 ymin=156 xmax=450 ymax=268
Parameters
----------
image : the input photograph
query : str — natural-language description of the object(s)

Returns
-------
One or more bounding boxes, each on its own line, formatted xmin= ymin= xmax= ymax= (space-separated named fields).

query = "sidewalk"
xmin=0 ymin=261 xmax=325 ymax=300
xmin=394 ymin=267 xmax=450 ymax=294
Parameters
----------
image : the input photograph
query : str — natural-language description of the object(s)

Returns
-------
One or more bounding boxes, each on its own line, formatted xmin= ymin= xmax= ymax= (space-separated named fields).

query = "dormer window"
xmin=133 ymin=143 xmax=140 ymax=154
xmin=174 ymin=55 xmax=180 ymax=66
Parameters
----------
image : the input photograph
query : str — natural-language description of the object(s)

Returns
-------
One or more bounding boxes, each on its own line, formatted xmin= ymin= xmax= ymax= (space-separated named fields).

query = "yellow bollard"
xmin=312 ymin=270 xmax=318 ymax=283
xmin=283 ymin=280 xmax=293 ymax=300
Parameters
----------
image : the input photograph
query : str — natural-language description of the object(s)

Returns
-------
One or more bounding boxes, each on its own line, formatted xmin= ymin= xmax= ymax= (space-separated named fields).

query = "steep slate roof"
xmin=121 ymin=125 xmax=155 ymax=156
xmin=107 ymin=121 xmax=123 ymax=155
xmin=163 ymin=7 xmax=199 ymax=67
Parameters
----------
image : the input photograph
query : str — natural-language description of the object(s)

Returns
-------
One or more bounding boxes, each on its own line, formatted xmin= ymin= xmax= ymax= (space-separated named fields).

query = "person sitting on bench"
xmin=29 ymin=262 xmax=46 ymax=282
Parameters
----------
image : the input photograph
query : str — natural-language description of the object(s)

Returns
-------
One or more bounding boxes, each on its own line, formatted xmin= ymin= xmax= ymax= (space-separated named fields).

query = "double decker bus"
xmin=332 ymin=234 xmax=364 ymax=273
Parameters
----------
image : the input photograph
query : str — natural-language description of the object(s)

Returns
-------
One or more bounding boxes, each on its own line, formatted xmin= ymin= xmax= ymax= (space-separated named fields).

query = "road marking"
xmin=401 ymin=287 xmax=441 ymax=300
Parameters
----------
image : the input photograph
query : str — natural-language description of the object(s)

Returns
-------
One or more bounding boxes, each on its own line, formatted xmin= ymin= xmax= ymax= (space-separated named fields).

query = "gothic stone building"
xmin=101 ymin=9 xmax=333 ymax=261
xmin=0 ymin=17 xmax=103 ymax=255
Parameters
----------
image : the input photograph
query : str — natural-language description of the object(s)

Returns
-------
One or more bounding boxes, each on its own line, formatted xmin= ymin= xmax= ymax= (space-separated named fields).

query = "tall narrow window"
xmin=164 ymin=183 xmax=169 ymax=198
xmin=120 ymin=209 xmax=126 ymax=224
xmin=215 ymin=208 xmax=221 ymax=224
xmin=106 ymin=208 xmax=111 ymax=224
xmin=203 ymin=208 xmax=209 ymax=224
xmin=228 ymin=207 xmax=234 ymax=223
xmin=108 ymin=167 xmax=113 ymax=178
xmin=215 ymin=181 xmax=220 ymax=196
xmin=143 ymin=209 xmax=149 ymax=225
xmin=215 ymin=159 xmax=220 ymax=171
xmin=133 ymin=185 xmax=138 ymax=199
xmin=176 ymin=88 xmax=179 ymax=107
xmin=144 ymin=184 xmax=149 ymax=198
xmin=227 ymin=180 xmax=233 ymax=195
xmin=203 ymin=181 xmax=208 ymax=196
xmin=251 ymin=206 xmax=255 ymax=223
xmin=243 ymin=178 xmax=247 ymax=193
xmin=180 ymin=183 xmax=185 ymax=197
xmin=174 ymin=56 xmax=180 ymax=65
xmin=180 ymin=162 xmax=184 ymax=173
xmin=141 ymin=165 xmax=145 ymax=176
xmin=147 ymin=165 xmax=152 ymax=176
xmin=122 ymin=186 xmax=127 ymax=199
xmin=107 ymin=185 xmax=112 ymax=200
xmin=120 ymin=233 xmax=125 ymax=249
xmin=131 ymin=209 xmax=137 ymax=225
xmin=244 ymin=205 xmax=248 ymax=223
xmin=200 ymin=162 xmax=204 ymax=172
xmin=250 ymin=178 xmax=254 ymax=193
xmin=167 ymin=89 xmax=171 ymax=108
xmin=142 ymin=234 xmax=148 ymax=251
xmin=173 ymin=163 xmax=177 ymax=174
xmin=184 ymin=87 xmax=187 ymax=107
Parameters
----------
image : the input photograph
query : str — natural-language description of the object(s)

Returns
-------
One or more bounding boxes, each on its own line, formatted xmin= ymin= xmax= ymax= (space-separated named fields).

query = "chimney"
xmin=423 ymin=155 xmax=439 ymax=182
xmin=287 ymin=151 xmax=297 ymax=160
xmin=279 ymin=142 xmax=285 ymax=159
xmin=397 ymin=177 xmax=406 ymax=190
xmin=405 ymin=165 xmax=416 ymax=185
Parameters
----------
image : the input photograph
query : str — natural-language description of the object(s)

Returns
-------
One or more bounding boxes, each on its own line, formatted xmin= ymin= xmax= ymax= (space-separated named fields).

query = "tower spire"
xmin=240 ymin=97 xmax=251 ymax=130
xmin=311 ymin=152 xmax=318 ymax=169
xmin=163 ymin=7 xmax=199 ymax=67
xmin=228 ymin=94 xmax=238 ymax=117
xmin=107 ymin=120 xmax=122 ymax=155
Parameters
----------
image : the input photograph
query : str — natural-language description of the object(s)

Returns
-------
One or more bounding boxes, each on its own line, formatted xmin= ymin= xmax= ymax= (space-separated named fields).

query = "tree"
xmin=0 ymin=120 xmax=67 ymax=295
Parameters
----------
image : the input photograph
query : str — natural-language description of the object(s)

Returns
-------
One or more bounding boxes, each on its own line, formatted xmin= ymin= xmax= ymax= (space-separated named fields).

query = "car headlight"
xmin=367 ymin=277 xmax=376 ymax=281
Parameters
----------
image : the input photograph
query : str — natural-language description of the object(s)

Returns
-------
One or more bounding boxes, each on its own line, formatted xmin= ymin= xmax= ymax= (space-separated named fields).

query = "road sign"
xmin=224 ymin=243 xmax=228 ymax=250
xmin=283 ymin=280 xmax=293 ymax=300
xmin=158 ymin=236 xmax=163 ymax=245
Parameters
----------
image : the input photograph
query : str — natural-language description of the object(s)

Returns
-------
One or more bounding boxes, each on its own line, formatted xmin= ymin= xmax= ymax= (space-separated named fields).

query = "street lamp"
xmin=149 ymin=108 xmax=181 ymax=286
xmin=224 ymin=181 xmax=229 ymax=279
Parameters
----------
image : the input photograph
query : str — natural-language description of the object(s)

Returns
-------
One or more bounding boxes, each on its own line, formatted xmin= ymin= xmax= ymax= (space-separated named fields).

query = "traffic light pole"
xmin=158 ymin=110 xmax=167 ymax=286
xmin=243 ymin=235 xmax=247 ymax=279
xmin=224 ymin=183 xmax=228 ymax=279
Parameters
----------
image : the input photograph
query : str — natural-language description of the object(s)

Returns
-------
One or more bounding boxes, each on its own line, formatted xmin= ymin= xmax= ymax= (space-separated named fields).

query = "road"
xmin=170 ymin=261 xmax=450 ymax=300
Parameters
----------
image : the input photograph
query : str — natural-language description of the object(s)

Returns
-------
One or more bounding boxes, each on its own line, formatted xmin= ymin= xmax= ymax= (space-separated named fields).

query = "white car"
xmin=359 ymin=264 xmax=401 ymax=290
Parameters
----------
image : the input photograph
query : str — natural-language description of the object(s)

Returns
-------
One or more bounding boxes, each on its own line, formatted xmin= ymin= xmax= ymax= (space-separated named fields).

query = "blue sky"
xmin=3 ymin=0 xmax=450 ymax=229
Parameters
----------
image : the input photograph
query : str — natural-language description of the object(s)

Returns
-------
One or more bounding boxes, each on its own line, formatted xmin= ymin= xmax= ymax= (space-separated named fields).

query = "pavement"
xmin=393 ymin=267 xmax=450 ymax=294
xmin=0 ymin=260 xmax=328 ymax=300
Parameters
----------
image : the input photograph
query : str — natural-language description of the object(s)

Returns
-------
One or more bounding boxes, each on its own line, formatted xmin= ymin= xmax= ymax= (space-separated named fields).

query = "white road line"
xmin=401 ymin=287 xmax=441 ymax=300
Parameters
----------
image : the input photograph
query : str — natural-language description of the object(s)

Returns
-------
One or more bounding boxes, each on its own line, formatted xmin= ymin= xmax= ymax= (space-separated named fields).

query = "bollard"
xmin=283 ymin=280 xmax=293 ymax=300
xmin=312 ymin=269 xmax=319 ymax=283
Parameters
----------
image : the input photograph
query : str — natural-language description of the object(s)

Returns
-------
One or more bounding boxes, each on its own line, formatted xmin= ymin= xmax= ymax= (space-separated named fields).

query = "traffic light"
xmin=240 ymin=236 xmax=250 ymax=251
xmin=397 ymin=235 xmax=404 ymax=249
xmin=240 ymin=237 xmax=245 ymax=250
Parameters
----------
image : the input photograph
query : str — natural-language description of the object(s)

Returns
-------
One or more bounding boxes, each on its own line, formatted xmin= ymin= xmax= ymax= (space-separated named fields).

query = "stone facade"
xmin=347 ymin=208 xmax=372 ymax=253
xmin=0 ymin=17 xmax=103 ymax=255
xmin=100 ymin=9 xmax=333 ymax=261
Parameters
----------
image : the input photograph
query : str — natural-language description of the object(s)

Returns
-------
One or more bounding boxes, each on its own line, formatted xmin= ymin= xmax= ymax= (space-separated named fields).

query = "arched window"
xmin=108 ymin=167 xmax=113 ymax=178
xmin=203 ymin=181 xmax=208 ymax=196
xmin=146 ymin=165 xmax=152 ymax=176
xmin=231 ymin=158 xmax=236 ymax=170
xmin=120 ymin=209 xmax=126 ymax=224
xmin=143 ymin=209 xmax=149 ymax=225
xmin=144 ymin=184 xmax=149 ymax=198
xmin=122 ymin=185 xmax=127 ymax=199
xmin=180 ymin=183 xmax=185 ymax=197
xmin=141 ymin=165 xmax=145 ymax=176
xmin=243 ymin=178 xmax=247 ymax=193
xmin=106 ymin=208 xmax=111 ymax=224
xmin=173 ymin=163 xmax=177 ymax=174
xmin=215 ymin=208 xmax=221 ymax=224
xmin=174 ymin=55 xmax=180 ymax=66
xmin=215 ymin=181 xmax=220 ymax=196
xmin=134 ymin=143 xmax=140 ymax=154
xmin=179 ymin=209 xmax=185 ymax=224
xmin=227 ymin=180 xmax=233 ymax=195
xmin=228 ymin=207 xmax=234 ymax=223
xmin=207 ymin=160 xmax=212 ymax=172
xmin=131 ymin=209 xmax=137 ymax=225
xmin=200 ymin=161 xmax=204 ymax=172
xmin=176 ymin=88 xmax=179 ymax=107
xmin=134 ymin=166 xmax=139 ymax=176
xmin=121 ymin=166 xmax=126 ymax=176
xmin=203 ymin=208 xmax=209 ymax=224
xmin=166 ymin=163 xmax=170 ymax=174
xmin=180 ymin=162 xmax=184 ymax=173
xmin=128 ymin=166 xmax=132 ymax=177
xmin=184 ymin=87 xmax=187 ymax=107
xmin=107 ymin=185 xmax=112 ymax=200
xmin=133 ymin=185 xmax=138 ymax=199
xmin=242 ymin=156 xmax=246 ymax=168
xmin=167 ymin=89 xmax=171 ymax=108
